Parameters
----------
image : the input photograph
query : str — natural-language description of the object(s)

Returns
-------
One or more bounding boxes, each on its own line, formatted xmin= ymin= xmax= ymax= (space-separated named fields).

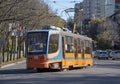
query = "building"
xmin=109 ymin=9 xmax=120 ymax=26
xmin=74 ymin=3 xmax=83 ymax=24
xmin=82 ymin=0 xmax=90 ymax=20
xmin=74 ymin=3 xmax=83 ymax=34
xmin=115 ymin=0 xmax=120 ymax=11
xmin=83 ymin=0 xmax=115 ymax=20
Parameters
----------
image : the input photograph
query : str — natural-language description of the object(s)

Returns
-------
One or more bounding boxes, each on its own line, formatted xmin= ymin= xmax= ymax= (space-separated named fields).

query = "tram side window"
xmin=65 ymin=36 xmax=74 ymax=53
xmin=85 ymin=40 xmax=91 ymax=54
xmin=48 ymin=34 xmax=59 ymax=54
xmin=78 ymin=39 xmax=81 ymax=53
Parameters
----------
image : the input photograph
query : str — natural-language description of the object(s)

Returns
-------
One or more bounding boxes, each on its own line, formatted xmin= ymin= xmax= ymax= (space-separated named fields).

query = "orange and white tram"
xmin=26 ymin=26 xmax=93 ymax=72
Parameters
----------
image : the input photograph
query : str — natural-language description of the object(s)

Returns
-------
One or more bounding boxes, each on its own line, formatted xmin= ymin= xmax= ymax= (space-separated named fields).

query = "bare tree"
xmin=0 ymin=0 xmax=65 ymax=64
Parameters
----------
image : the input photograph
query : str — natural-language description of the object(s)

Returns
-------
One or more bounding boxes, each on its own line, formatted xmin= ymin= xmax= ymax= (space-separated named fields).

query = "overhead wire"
xmin=44 ymin=0 xmax=81 ymax=20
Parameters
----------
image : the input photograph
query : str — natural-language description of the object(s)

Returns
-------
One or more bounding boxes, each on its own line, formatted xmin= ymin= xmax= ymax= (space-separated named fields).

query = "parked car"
xmin=109 ymin=51 xmax=120 ymax=60
xmin=97 ymin=51 xmax=109 ymax=59
xmin=106 ymin=49 xmax=112 ymax=58
xmin=94 ymin=50 xmax=102 ymax=58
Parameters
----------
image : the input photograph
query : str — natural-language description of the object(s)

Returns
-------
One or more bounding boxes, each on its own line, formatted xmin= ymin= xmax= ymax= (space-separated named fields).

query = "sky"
xmin=44 ymin=0 xmax=83 ymax=21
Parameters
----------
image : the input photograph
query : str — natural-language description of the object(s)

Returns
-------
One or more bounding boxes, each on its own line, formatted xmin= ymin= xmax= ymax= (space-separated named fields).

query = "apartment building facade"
xmin=83 ymin=0 xmax=115 ymax=20
xmin=115 ymin=0 xmax=120 ymax=11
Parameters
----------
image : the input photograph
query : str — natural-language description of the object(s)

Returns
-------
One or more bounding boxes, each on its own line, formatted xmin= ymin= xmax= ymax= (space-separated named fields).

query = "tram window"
xmin=65 ymin=36 xmax=74 ymax=53
xmin=27 ymin=32 xmax=48 ymax=53
xmin=78 ymin=39 xmax=81 ymax=53
xmin=48 ymin=34 xmax=59 ymax=54
xmin=85 ymin=40 xmax=91 ymax=54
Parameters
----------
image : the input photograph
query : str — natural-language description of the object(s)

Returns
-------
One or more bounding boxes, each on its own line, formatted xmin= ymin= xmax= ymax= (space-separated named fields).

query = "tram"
xmin=26 ymin=26 xmax=93 ymax=72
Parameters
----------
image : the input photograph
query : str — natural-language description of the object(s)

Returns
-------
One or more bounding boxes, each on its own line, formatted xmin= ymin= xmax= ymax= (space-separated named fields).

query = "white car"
xmin=97 ymin=51 xmax=109 ymax=59
xmin=94 ymin=50 xmax=102 ymax=58
xmin=109 ymin=51 xmax=120 ymax=60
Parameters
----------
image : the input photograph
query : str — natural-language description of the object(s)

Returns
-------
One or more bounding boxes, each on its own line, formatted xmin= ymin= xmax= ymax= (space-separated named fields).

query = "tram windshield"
xmin=27 ymin=32 xmax=48 ymax=54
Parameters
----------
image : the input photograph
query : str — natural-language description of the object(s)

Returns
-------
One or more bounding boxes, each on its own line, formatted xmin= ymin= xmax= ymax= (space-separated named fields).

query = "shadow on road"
xmin=0 ymin=68 xmax=62 ymax=74
xmin=0 ymin=75 xmax=120 ymax=84
xmin=0 ymin=69 xmax=36 ymax=74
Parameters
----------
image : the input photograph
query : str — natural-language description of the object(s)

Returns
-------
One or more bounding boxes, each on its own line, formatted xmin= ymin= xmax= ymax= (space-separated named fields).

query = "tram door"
xmin=62 ymin=36 xmax=74 ymax=69
xmin=74 ymin=38 xmax=78 ymax=66
xmin=62 ymin=36 xmax=66 ymax=68
xmin=81 ymin=40 xmax=85 ymax=66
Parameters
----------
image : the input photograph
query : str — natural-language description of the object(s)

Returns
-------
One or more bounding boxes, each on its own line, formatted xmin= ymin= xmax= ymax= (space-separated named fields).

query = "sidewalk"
xmin=0 ymin=59 xmax=26 ymax=68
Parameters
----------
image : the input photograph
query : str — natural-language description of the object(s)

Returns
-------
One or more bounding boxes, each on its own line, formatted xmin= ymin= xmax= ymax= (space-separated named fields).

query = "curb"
xmin=0 ymin=60 xmax=26 ymax=68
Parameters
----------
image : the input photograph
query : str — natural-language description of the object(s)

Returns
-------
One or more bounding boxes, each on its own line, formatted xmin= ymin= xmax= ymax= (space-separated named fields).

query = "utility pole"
xmin=64 ymin=8 xmax=76 ymax=33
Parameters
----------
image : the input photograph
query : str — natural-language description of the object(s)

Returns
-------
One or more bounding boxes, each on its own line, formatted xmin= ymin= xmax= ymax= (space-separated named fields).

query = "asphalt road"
xmin=0 ymin=59 xmax=120 ymax=84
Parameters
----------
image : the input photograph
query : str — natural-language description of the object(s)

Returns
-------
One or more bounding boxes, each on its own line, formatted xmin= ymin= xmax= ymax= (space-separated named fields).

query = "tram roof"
xmin=27 ymin=25 xmax=71 ymax=33
xmin=27 ymin=26 xmax=92 ymax=41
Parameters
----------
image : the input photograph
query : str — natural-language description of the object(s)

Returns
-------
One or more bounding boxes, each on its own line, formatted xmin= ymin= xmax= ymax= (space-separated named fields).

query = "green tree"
xmin=96 ymin=20 xmax=119 ymax=49
xmin=97 ymin=32 xmax=111 ymax=49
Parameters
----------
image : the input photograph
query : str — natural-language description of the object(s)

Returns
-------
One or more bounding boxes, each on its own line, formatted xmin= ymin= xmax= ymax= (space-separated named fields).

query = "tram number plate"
xmin=34 ymin=56 xmax=38 ymax=60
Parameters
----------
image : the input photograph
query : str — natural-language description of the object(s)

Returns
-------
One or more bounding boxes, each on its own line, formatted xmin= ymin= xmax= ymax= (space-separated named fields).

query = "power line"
xmin=44 ymin=0 xmax=80 ymax=20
